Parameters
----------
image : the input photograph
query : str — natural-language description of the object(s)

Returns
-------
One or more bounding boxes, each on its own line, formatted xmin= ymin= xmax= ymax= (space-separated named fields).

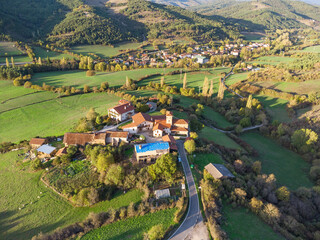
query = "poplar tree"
xmin=217 ymin=78 xmax=225 ymax=100
xmin=6 ymin=57 xmax=9 ymax=67
xmin=246 ymin=95 xmax=253 ymax=109
xmin=38 ymin=57 xmax=42 ymax=65
xmin=208 ymin=79 xmax=214 ymax=97
xmin=160 ymin=76 xmax=165 ymax=87
xmin=202 ymin=77 xmax=209 ymax=96
xmin=183 ymin=73 xmax=187 ymax=89
xmin=11 ymin=57 xmax=15 ymax=68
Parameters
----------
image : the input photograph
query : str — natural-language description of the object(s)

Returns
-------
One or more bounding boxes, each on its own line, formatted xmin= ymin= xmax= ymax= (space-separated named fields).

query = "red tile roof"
xmin=111 ymin=103 xmax=135 ymax=115
xmin=29 ymin=138 xmax=47 ymax=146
xmin=105 ymin=131 xmax=129 ymax=138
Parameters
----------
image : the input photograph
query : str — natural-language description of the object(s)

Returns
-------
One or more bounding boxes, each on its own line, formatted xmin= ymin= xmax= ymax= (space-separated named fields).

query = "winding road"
xmin=169 ymin=141 xmax=209 ymax=240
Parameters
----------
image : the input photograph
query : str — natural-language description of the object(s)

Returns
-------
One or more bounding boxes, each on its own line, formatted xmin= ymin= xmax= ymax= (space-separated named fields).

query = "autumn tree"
xmin=160 ymin=76 xmax=165 ymax=87
xmin=6 ymin=57 xmax=9 ymax=67
xmin=217 ymin=78 xmax=225 ymax=101
xmin=208 ymin=79 xmax=214 ymax=97
xmin=11 ymin=57 xmax=15 ymax=68
xmin=246 ymin=95 xmax=253 ymax=109
xmin=202 ymin=77 xmax=209 ymax=96
xmin=183 ymin=73 xmax=187 ymax=89
xmin=184 ymin=139 xmax=196 ymax=154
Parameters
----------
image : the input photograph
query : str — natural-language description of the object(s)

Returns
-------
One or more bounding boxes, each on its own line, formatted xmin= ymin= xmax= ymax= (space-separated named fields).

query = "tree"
xmin=148 ymin=154 xmax=177 ymax=184
xmin=86 ymin=70 xmax=96 ymax=76
xmin=202 ymin=77 xmax=209 ymax=96
xmin=183 ymin=73 xmax=187 ymax=89
xmin=160 ymin=76 xmax=165 ymax=87
xmin=105 ymin=164 xmax=124 ymax=186
xmin=291 ymin=128 xmax=318 ymax=153
xmin=86 ymin=108 xmax=98 ymax=122
xmin=145 ymin=224 xmax=165 ymax=240
xmin=190 ymin=132 xmax=198 ymax=139
xmin=184 ymin=139 xmax=196 ymax=154
xmin=246 ymin=95 xmax=253 ymax=109
xmin=88 ymin=187 xmax=99 ymax=205
xmin=84 ymin=85 xmax=91 ymax=93
xmin=276 ymin=186 xmax=290 ymax=202
xmin=208 ymin=79 xmax=214 ymax=97
xmin=11 ymin=57 xmax=15 ymax=68
xmin=217 ymin=79 xmax=225 ymax=100
xmin=6 ymin=57 xmax=9 ymax=67
xmin=31 ymin=158 xmax=43 ymax=170
xmin=96 ymin=153 xmax=114 ymax=172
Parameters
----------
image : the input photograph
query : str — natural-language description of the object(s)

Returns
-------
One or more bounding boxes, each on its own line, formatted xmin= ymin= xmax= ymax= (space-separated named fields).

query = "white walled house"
xmin=108 ymin=100 xmax=135 ymax=122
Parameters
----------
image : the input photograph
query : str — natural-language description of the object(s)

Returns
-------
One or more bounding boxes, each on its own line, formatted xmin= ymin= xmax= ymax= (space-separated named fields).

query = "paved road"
xmin=170 ymin=141 xmax=209 ymax=240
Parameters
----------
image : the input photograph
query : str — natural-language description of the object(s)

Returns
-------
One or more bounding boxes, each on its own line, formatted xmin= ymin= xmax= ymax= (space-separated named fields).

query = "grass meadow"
xmin=241 ymin=132 xmax=313 ymax=190
xmin=254 ymin=95 xmax=290 ymax=122
xmin=0 ymin=151 xmax=142 ymax=240
xmin=33 ymin=47 xmax=76 ymax=60
xmin=253 ymin=56 xmax=295 ymax=65
xmin=193 ymin=153 xmax=224 ymax=171
xmin=71 ymin=42 xmax=143 ymax=58
xmin=199 ymin=126 xmax=242 ymax=150
xmin=80 ymin=208 xmax=176 ymax=240
xmin=0 ymin=42 xmax=24 ymax=56
xmin=31 ymin=68 xmax=172 ymax=89
xmin=297 ymin=45 xmax=320 ymax=53
xmin=222 ymin=203 xmax=285 ymax=240
xmin=0 ymin=91 xmax=120 ymax=142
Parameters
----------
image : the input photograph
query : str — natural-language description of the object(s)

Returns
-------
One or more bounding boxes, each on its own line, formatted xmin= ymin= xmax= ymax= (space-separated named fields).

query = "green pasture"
xmin=0 ymin=151 xmax=142 ymax=240
xmin=274 ymin=80 xmax=320 ymax=95
xmin=80 ymin=208 xmax=176 ymax=240
xmin=254 ymin=95 xmax=290 ymax=122
xmin=0 ymin=92 xmax=120 ymax=142
xmin=71 ymin=42 xmax=143 ymax=58
xmin=0 ymin=42 xmax=24 ymax=57
xmin=298 ymin=45 xmax=320 ymax=53
xmin=199 ymin=126 xmax=242 ymax=150
xmin=250 ymin=56 xmax=295 ymax=66
xmin=33 ymin=47 xmax=76 ymax=60
xmin=240 ymin=132 xmax=313 ymax=190
xmin=242 ymin=33 xmax=264 ymax=42
xmin=137 ymin=67 xmax=230 ymax=89
xmin=222 ymin=203 xmax=285 ymax=240
xmin=0 ymin=81 xmax=38 ymax=103
xmin=225 ymin=72 xmax=249 ymax=85
xmin=31 ymin=68 xmax=172 ymax=89
xmin=0 ymin=55 xmax=32 ymax=64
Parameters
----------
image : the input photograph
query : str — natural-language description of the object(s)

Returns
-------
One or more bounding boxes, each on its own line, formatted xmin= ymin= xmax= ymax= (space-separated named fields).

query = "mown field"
xmin=31 ymin=68 xmax=173 ymax=89
xmin=0 ymin=151 xmax=142 ymax=240
xmin=33 ymin=47 xmax=76 ymax=60
xmin=80 ymin=208 xmax=176 ymax=240
xmin=0 ymin=42 xmax=24 ymax=56
xmin=199 ymin=126 xmax=242 ymax=150
xmin=225 ymin=72 xmax=249 ymax=85
xmin=241 ymin=132 xmax=313 ymax=190
xmin=251 ymin=56 xmax=295 ymax=65
xmin=254 ymin=95 xmax=290 ymax=122
xmin=0 ymin=91 xmax=120 ymax=142
xmin=71 ymin=42 xmax=143 ymax=58
xmin=297 ymin=45 xmax=320 ymax=53
xmin=222 ymin=203 xmax=285 ymax=240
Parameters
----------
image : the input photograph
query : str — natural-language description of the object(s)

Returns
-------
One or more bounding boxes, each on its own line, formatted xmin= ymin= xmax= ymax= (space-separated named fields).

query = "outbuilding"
xmin=205 ymin=163 xmax=235 ymax=179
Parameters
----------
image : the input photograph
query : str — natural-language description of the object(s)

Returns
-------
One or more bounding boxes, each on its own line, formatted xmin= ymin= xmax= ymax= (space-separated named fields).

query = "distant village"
xmin=110 ymin=42 xmax=270 ymax=68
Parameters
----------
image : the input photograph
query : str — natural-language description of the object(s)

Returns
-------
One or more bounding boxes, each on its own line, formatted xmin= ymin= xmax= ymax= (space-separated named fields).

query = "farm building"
xmin=205 ymin=163 xmax=235 ymax=179
xmin=56 ymin=147 xmax=67 ymax=157
xmin=63 ymin=131 xmax=129 ymax=147
xmin=162 ymin=135 xmax=178 ymax=151
xmin=29 ymin=138 xmax=47 ymax=149
xmin=123 ymin=111 xmax=189 ymax=137
xmin=37 ymin=145 xmax=56 ymax=158
xmin=108 ymin=100 xmax=135 ymax=122
xmin=155 ymin=188 xmax=171 ymax=199
xmin=135 ymin=142 xmax=170 ymax=163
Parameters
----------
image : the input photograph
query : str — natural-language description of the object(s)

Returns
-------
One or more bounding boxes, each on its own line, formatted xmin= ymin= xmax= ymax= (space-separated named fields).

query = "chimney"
xmin=139 ymin=145 xmax=142 ymax=150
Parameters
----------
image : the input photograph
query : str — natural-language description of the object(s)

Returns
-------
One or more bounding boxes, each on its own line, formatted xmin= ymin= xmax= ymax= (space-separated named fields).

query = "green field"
xmin=225 ymin=72 xmax=249 ymax=85
xmin=193 ymin=153 xmax=224 ymax=171
xmin=0 ymin=55 xmax=32 ymax=64
xmin=271 ymin=80 xmax=320 ymax=95
xmin=253 ymin=56 xmax=295 ymax=65
xmin=254 ymin=95 xmax=290 ymax=122
xmin=71 ymin=42 xmax=143 ymax=58
xmin=33 ymin=47 xmax=76 ymax=60
xmin=137 ymin=67 xmax=230 ymax=89
xmin=0 ymin=151 xmax=142 ymax=240
xmin=298 ymin=45 xmax=320 ymax=53
xmin=0 ymin=92 xmax=120 ymax=142
xmin=222 ymin=203 xmax=284 ymax=240
xmin=81 ymin=208 xmax=176 ymax=240
xmin=242 ymin=33 xmax=265 ymax=42
xmin=240 ymin=132 xmax=313 ymax=190
xmin=31 ymin=69 xmax=173 ymax=89
xmin=199 ymin=126 xmax=242 ymax=150
xmin=0 ymin=42 xmax=24 ymax=57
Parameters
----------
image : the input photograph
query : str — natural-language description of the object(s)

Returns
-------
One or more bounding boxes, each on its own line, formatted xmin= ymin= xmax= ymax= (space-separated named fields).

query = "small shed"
xmin=29 ymin=138 xmax=47 ymax=149
xmin=155 ymin=188 xmax=171 ymax=200
xmin=37 ymin=145 xmax=56 ymax=158
xmin=205 ymin=163 xmax=235 ymax=179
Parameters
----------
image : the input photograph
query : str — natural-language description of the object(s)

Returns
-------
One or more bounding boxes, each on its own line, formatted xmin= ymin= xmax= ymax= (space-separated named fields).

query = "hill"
xmin=193 ymin=0 xmax=320 ymax=31
xmin=0 ymin=0 xmax=241 ymax=46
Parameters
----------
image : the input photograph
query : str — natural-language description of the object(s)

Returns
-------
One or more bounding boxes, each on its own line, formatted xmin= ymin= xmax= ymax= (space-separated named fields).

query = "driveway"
xmin=169 ymin=141 xmax=209 ymax=240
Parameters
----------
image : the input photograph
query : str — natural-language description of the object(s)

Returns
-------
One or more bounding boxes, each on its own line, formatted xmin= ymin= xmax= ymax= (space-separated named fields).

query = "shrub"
xmin=145 ymin=224 xmax=165 ymax=240
xmin=86 ymin=70 xmax=96 ymax=77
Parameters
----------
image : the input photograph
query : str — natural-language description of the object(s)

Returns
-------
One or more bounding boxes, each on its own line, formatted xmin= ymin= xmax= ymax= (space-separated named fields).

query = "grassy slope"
xmin=199 ymin=126 xmax=242 ymax=150
xmin=0 ymin=151 xmax=142 ymax=240
xmin=240 ymin=132 xmax=312 ymax=190
xmin=80 ymin=208 xmax=176 ymax=240
xmin=31 ymin=68 xmax=172 ymax=89
xmin=71 ymin=42 xmax=144 ymax=58
xmin=222 ymin=203 xmax=285 ymax=240
xmin=254 ymin=95 xmax=290 ymax=122
xmin=0 ymin=42 xmax=24 ymax=56
xmin=193 ymin=153 xmax=224 ymax=171
xmin=0 ymin=92 xmax=120 ymax=142
xmin=297 ymin=45 xmax=320 ymax=53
